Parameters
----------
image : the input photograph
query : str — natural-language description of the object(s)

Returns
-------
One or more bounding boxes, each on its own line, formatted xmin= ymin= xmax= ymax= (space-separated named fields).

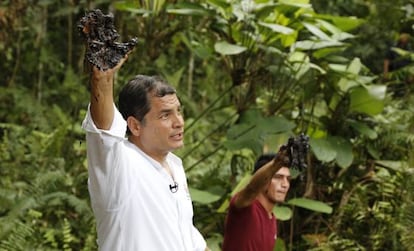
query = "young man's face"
xmin=137 ymin=93 xmax=184 ymax=159
xmin=265 ymin=167 xmax=291 ymax=204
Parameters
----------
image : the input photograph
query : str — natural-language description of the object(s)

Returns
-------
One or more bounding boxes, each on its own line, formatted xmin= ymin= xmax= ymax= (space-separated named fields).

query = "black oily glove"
xmin=279 ymin=133 xmax=310 ymax=174
xmin=78 ymin=9 xmax=138 ymax=71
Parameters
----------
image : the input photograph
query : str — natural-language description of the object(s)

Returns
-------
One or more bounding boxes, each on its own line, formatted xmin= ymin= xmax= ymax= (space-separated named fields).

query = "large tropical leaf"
xmin=189 ymin=187 xmax=221 ymax=204
xmin=349 ymin=85 xmax=386 ymax=115
xmin=310 ymin=137 xmax=337 ymax=162
xmin=287 ymin=197 xmax=333 ymax=214
xmin=273 ymin=205 xmax=293 ymax=221
xmin=224 ymin=109 xmax=295 ymax=154
xmin=214 ymin=41 xmax=247 ymax=55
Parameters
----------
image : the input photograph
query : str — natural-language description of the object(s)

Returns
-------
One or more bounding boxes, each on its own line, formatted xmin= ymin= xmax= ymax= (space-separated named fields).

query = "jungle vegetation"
xmin=1 ymin=0 xmax=413 ymax=250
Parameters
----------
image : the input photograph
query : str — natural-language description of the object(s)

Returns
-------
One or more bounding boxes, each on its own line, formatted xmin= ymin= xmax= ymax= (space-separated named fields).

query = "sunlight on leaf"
xmin=189 ymin=187 xmax=221 ymax=204
xmin=348 ymin=120 xmax=378 ymax=139
xmin=288 ymin=198 xmax=333 ymax=214
xmin=328 ymin=136 xmax=353 ymax=168
xmin=310 ymin=137 xmax=336 ymax=162
xmin=273 ymin=206 xmax=292 ymax=221
xmin=258 ymin=22 xmax=295 ymax=35
xmin=214 ymin=41 xmax=247 ymax=55
xmin=350 ymin=86 xmax=386 ymax=115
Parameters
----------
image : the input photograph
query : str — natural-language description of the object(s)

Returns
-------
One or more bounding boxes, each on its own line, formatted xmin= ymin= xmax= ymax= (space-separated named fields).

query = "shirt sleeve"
xmin=82 ymin=104 xmax=129 ymax=210
xmin=82 ymin=103 xmax=127 ymax=140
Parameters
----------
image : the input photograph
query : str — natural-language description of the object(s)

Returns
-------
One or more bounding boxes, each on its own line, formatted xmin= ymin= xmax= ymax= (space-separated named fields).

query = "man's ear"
xmin=127 ymin=116 xmax=141 ymax=136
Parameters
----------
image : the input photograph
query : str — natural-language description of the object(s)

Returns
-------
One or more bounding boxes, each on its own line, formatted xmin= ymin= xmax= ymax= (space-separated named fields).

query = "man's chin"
xmin=171 ymin=142 xmax=184 ymax=150
xmin=274 ymin=195 xmax=287 ymax=203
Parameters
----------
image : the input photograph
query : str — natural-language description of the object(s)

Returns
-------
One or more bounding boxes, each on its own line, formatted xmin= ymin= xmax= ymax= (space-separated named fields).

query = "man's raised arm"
xmin=89 ymin=60 xmax=126 ymax=130
xmin=233 ymin=150 xmax=289 ymax=209
xmin=78 ymin=9 xmax=136 ymax=130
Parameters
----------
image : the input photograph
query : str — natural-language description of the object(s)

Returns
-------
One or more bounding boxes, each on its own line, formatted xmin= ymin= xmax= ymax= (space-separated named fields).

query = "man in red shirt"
xmin=222 ymin=150 xmax=291 ymax=251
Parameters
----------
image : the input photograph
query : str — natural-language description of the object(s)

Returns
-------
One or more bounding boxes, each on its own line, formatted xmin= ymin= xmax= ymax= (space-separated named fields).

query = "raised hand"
xmin=78 ymin=9 xmax=137 ymax=71
xmin=279 ymin=133 xmax=310 ymax=173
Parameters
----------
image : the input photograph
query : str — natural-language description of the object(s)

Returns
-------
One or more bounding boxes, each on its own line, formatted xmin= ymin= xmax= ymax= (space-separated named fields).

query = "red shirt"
xmin=222 ymin=195 xmax=277 ymax=251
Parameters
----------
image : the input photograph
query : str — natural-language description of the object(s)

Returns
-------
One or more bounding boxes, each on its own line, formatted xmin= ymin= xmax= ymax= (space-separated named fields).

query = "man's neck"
xmin=129 ymin=136 xmax=169 ymax=164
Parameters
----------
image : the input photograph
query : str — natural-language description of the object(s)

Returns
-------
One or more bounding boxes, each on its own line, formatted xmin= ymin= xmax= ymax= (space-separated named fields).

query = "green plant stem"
xmin=185 ymin=85 xmax=234 ymax=132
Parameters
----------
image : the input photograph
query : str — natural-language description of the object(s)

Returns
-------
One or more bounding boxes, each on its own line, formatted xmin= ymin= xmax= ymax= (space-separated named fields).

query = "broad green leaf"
xmin=316 ymin=19 xmax=342 ymax=36
xmin=189 ymin=188 xmax=221 ymax=204
xmin=260 ymin=116 xmax=296 ymax=134
xmin=350 ymin=86 xmax=386 ymax=115
xmin=167 ymin=2 xmax=211 ymax=16
xmin=328 ymin=136 xmax=353 ymax=168
xmin=206 ymin=235 xmax=224 ymax=251
xmin=163 ymin=67 xmax=185 ymax=87
xmin=177 ymin=33 xmax=213 ymax=59
xmin=374 ymin=160 xmax=410 ymax=171
xmin=287 ymin=198 xmax=333 ymax=214
xmin=224 ymin=109 xmax=294 ymax=153
xmin=214 ymin=41 xmax=247 ymax=55
xmin=310 ymin=137 xmax=336 ymax=162
xmin=309 ymin=62 xmax=327 ymax=74
xmin=223 ymin=137 xmax=263 ymax=156
xmin=332 ymin=32 xmax=354 ymax=41
xmin=302 ymin=22 xmax=331 ymax=40
xmin=294 ymin=40 xmax=343 ymax=50
xmin=313 ymin=47 xmax=346 ymax=59
xmin=312 ymin=100 xmax=329 ymax=117
xmin=226 ymin=123 xmax=259 ymax=140
xmin=347 ymin=58 xmax=362 ymax=74
xmin=237 ymin=109 xmax=295 ymax=133
xmin=258 ymin=22 xmax=295 ymax=35
xmin=288 ymin=51 xmax=310 ymax=79
xmin=274 ymin=238 xmax=286 ymax=251
xmin=315 ymin=19 xmax=355 ymax=41
xmin=273 ymin=206 xmax=293 ymax=221
xmin=338 ymin=78 xmax=358 ymax=92
xmin=280 ymin=32 xmax=298 ymax=47
xmin=367 ymin=143 xmax=381 ymax=159
xmin=223 ymin=110 xmax=295 ymax=155
xmin=167 ymin=8 xmax=209 ymax=16
xmin=348 ymin=120 xmax=378 ymax=139
xmin=328 ymin=63 xmax=347 ymax=72
xmin=279 ymin=0 xmax=311 ymax=7
xmin=206 ymin=0 xmax=230 ymax=10
xmin=333 ymin=59 xmax=365 ymax=93
xmin=114 ymin=1 xmax=161 ymax=14
xmin=315 ymin=14 xmax=364 ymax=32
xmin=338 ymin=75 xmax=377 ymax=92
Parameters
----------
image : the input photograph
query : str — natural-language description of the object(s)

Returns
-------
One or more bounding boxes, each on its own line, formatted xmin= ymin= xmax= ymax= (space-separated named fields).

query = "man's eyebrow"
xmin=274 ymin=173 xmax=292 ymax=178
xmin=159 ymin=108 xmax=173 ymax=113
xmin=158 ymin=106 xmax=181 ymax=115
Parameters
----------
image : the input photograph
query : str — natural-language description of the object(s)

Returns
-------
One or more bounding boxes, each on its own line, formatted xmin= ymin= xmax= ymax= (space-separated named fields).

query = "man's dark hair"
xmin=118 ymin=75 xmax=176 ymax=134
xmin=253 ymin=153 xmax=277 ymax=174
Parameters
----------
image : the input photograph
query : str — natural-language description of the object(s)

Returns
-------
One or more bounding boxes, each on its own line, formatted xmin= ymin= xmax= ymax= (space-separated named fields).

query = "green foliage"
xmin=0 ymin=110 xmax=95 ymax=250
xmin=1 ymin=0 xmax=414 ymax=250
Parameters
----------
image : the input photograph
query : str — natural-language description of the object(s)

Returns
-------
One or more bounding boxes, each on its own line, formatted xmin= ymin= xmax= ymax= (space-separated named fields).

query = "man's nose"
xmin=173 ymin=113 xmax=184 ymax=127
xmin=281 ymin=177 xmax=290 ymax=187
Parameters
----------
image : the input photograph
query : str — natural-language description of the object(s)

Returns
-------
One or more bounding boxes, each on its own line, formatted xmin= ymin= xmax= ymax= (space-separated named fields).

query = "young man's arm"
xmin=233 ymin=150 xmax=289 ymax=209
xmin=89 ymin=57 xmax=128 ymax=130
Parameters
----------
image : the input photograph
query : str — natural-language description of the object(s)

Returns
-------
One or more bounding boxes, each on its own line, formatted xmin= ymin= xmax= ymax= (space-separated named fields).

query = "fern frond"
xmin=0 ymin=220 xmax=34 ymax=251
xmin=398 ymin=170 xmax=414 ymax=250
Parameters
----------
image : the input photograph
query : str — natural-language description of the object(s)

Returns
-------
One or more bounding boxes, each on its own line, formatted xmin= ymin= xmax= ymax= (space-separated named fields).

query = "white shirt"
xmin=82 ymin=104 xmax=206 ymax=251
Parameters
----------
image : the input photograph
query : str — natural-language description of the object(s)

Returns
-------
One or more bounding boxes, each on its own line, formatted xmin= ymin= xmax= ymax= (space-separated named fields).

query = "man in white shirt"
xmin=82 ymin=56 xmax=209 ymax=251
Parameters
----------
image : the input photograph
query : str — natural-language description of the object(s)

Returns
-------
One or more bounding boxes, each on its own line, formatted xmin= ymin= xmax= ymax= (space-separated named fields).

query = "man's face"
xmin=265 ymin=167 xmax=291 ymax=203
xmin=137 ymin=93 xmax=184 ymax=158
